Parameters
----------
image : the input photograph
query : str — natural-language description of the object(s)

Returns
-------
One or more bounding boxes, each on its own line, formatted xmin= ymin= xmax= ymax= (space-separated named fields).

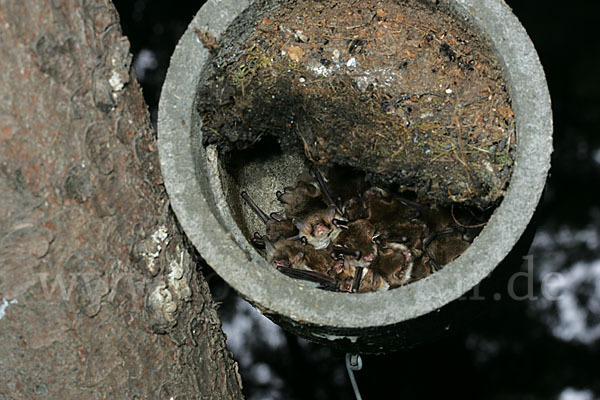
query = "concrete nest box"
xmin=158 ymin=0 xmax=552 ymax=353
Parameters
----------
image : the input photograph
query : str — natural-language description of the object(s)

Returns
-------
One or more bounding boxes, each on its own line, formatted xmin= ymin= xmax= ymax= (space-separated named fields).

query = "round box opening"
xmin=158 ymin=0 xmax=552 ymax=352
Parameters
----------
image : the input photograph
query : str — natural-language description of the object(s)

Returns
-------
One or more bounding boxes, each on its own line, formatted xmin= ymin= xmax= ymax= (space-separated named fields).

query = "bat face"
xmin=264 ymin=239 xmax=305 ymax=268
xmin=264 ymin=238 xmax=342 ymax=289
xmin=424 ymin=231 xmax=470 ymax=269
xmin=277 ymin=180 xmax=325 ymax=219
xmin=333 ymin=258 xmax=357 ymax=292
xmin=333 ymin=219 xmax=377 ymax=269
xmin=342 ymin=196 xmax=365 ymax=221
xmin=293 ymin=206 xmax=345 ymax=250
xmin=370 ymin=242 xmax=414 ymax=287
xmin=242 ymin=164 xmax=479 ymax=293
xmin=295 ymin=243 xmax=339 ymax=276
xmin=266 ymin=219 xmax=297 ymax=242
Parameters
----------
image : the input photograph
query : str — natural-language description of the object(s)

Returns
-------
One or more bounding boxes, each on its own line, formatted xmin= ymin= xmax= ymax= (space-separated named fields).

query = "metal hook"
xmin=345 ymin=353 xmax=363 ymax=400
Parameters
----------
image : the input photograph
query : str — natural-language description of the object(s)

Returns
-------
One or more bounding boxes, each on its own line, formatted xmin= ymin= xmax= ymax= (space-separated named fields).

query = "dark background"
xmin=112 ymin=1 xmax=600 ymax=399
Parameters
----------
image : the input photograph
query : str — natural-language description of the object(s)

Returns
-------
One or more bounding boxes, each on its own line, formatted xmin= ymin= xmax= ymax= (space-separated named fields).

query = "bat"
xmin=240 ymin=163 xmax=477 ymax=293
xmin=241 ymin=191 xmax=297 ymax=241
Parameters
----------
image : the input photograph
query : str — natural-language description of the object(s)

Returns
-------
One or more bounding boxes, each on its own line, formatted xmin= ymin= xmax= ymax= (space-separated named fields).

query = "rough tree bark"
xmin=0 ymin=0 xmax=244 ymax=398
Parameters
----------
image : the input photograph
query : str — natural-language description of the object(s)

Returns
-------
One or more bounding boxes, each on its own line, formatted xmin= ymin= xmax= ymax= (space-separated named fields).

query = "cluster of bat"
xmin=241 ymin=166 xmax=475 ymax=293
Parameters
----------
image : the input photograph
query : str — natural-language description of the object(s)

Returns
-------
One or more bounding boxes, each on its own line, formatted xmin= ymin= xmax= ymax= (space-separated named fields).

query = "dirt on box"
xmin=197 ymin=0 xmax=516 ymax=209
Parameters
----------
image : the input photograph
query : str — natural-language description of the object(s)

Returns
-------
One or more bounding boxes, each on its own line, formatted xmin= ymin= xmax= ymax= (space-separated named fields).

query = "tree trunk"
xmin=0 ymin=0 xmax=244 ymax=398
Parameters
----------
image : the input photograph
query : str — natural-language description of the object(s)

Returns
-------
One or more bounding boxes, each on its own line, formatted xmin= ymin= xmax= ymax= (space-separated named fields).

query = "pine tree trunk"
xmin=0 ymin=0 xmax=243 ymax=398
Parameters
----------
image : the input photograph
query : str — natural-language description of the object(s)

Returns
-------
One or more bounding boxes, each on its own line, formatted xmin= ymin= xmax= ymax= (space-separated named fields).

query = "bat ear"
xmin=292 ymin=218 xmax=311 ymax=234
xmin=291 ymin=251 xmax=305 ymax=264
xmin=269 ymin=212 xmax=283 ymax=222
xmin=323 ymin=206 xmax=337 ymax=224
xmin=276 ymin=191 xmax=292 ymax=204
xmin=264 ymin=238 xmax=276 ymax=256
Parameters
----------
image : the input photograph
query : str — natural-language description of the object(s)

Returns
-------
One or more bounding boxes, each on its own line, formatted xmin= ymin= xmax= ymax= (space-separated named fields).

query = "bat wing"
xmin=276 ymin=266 xmax=338 ymax=291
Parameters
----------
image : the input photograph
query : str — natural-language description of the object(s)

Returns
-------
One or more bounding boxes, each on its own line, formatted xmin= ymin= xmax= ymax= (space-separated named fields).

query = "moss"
xmin=197 ymin=0 xmax=516 ymax=209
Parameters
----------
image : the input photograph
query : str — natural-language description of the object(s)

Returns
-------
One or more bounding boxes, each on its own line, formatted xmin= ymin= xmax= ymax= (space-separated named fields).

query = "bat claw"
xmin=276 ymin=190 xmax=292 ymax=204
xmin=332 ymin=218 xmax=349 ymax=229
xmin=251 ymin=232 xmax=265 ymax=249
xmin=352 ymin=267 xmax=364 ymax=292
